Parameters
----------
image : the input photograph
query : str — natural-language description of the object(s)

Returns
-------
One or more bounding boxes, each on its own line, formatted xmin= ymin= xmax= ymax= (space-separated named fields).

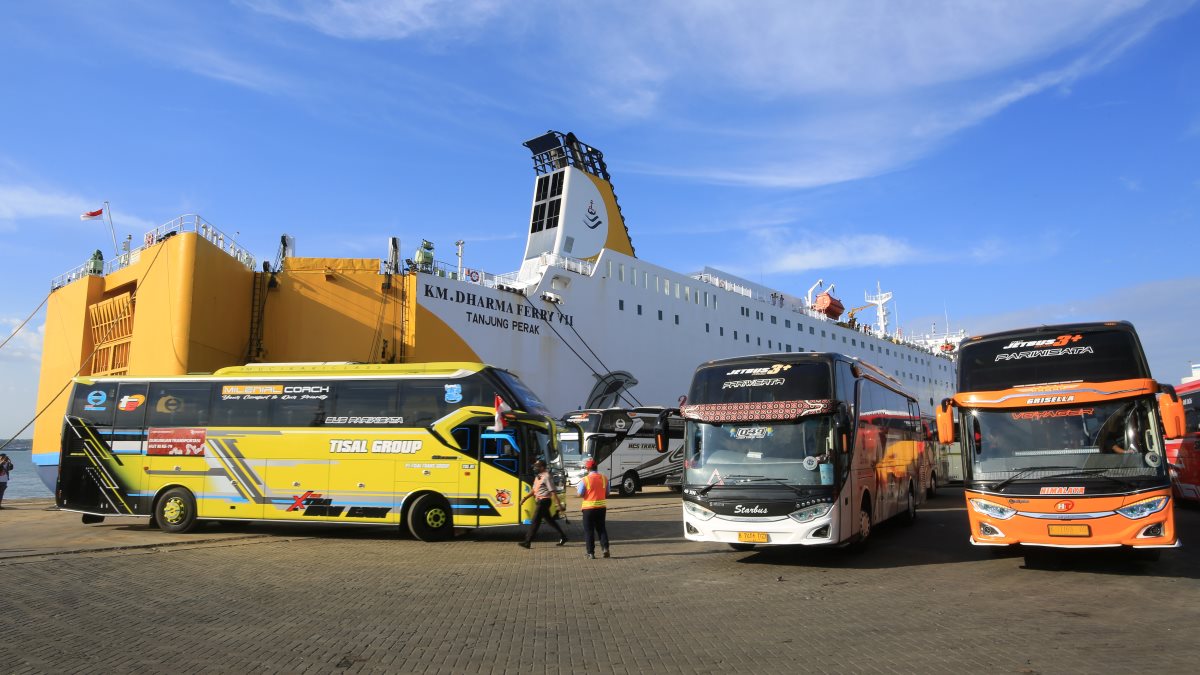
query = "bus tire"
xmin=850 ymin=495 xmax=872 ymax=552
xmin=619 ymin=472 xmax=640 ymax=497
xmin=902 ymin=484 xmax=917 ymax=526
xmin=729 ymin=543 xmax=756 ymax=551
xmin=155 ymin=487 xmax=198 ymax=534
xmin=926 ymin=473 xmax=937 ymax=499
xmin=407 ymin=493 xmax=454 ymax=542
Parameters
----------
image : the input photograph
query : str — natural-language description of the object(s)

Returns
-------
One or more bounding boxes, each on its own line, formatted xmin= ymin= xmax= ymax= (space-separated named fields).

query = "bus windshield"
xmin=684 ymin=417 xmax=838 ymax=487
xmin=494 ymin=369 xmax=552 ymax=417
xmin=966 ymin=399 xmax=1167 ymax=482
xmin=958 ymin=328 xmax=1148 ymax=391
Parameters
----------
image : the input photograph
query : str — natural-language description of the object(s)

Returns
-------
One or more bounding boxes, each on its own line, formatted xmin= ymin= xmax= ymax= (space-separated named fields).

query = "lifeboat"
xmin=813 ymin=291 xmax=844 ymax=320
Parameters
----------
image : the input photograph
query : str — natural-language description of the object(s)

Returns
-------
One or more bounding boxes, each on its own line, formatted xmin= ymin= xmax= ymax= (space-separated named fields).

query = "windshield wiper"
xmin=697 ymin=474 xmax=759 ymax=495
xmin=991 ymin=466 xmax=1079 ymax=491
xmin=1041 ymin=469 xmax=1137 ymax=488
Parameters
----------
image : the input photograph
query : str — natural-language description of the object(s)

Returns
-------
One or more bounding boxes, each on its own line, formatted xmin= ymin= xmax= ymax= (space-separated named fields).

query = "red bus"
xmin=1166 ymin=374 xmax=1200 ymax=502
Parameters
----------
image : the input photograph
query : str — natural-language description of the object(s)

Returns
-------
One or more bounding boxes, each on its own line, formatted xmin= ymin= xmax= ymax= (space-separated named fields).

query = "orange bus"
xmin=936 ymin=321 xmax=1186 ymax=555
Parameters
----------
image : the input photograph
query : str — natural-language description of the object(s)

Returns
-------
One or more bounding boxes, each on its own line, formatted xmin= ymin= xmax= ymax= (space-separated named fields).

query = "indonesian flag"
xmin=80 ymin=208 xmax=104 ymax=221
xmin=492 ymin=395 xmax=512 ymax=431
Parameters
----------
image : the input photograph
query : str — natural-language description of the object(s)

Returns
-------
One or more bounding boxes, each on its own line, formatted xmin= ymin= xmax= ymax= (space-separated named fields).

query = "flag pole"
xmin=103 ymin=200 xmax=119 ymax=259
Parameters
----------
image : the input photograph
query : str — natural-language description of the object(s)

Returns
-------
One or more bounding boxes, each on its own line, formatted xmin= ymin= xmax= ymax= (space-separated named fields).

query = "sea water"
xmin=2 ymin=441 xmax=53 ymax=501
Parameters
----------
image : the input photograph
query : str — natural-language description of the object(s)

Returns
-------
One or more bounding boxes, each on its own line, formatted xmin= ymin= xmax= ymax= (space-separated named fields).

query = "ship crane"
xmin=845 ymin=303 xmax=872 ymax=329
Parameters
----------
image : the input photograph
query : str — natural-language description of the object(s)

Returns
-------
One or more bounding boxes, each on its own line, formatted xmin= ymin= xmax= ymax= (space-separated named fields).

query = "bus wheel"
xmin=728 ymin=543 xmax=756 ymax=551
xmin=407 ymin=494 xmax=454 ymax=542
xmin=902 ymin=485 xmax=917 ymax=526
xmin=926 ymin=473 xmax=937 ymax=499
xmin=850 ymin=499 xmax=872 ymax=552
xmin=155 ymin=487 xmax=198 ymax=534
xmin=619 ymin=472 xmax=640 ymax=497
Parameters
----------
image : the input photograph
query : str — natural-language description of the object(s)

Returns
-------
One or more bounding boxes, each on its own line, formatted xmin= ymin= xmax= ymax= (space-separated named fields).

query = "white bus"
xmin=559 ymin=407 xmax=684 ymax=496
xmin=669 ymin=353 xmax=926 ymax=550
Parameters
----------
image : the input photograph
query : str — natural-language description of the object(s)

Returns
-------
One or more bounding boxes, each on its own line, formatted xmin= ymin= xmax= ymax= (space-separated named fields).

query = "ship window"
xmin=713 ymin=297 xmax=717 ymax=310
xmin=720 ymin=327 xmax=725 ymax=336
xmin=637 ymin=304 xmax=642 ymax=316
xmin=851 ymin=339 xmax=856 ymax=347
xmin=757 ymin=337 xmax=762 ymax=346
xmin=768 ymin=340 xmax=772 ymax=348
xmin=545 ymin=199 xmax=561 ymax=229
xmin=821 ymin=330 xmax=826 ymax=338
xmin=809 ymin=327 xmax=815 ymax=335
xmin=658 ymin=310 xmax=663 ymax=320
xmin=530 ymin=203 xmax=547 ymax=233
xmin=842 ymin=337 xmax=847 ymax=344
xmin=618 ymin=264 xmax=624 ymax=282
xmin=869 ymin=345 xmax=874 ymax=351
xmin=535 ymin=175 xmax=550 ymax=201
xmin=771 ymin=316 xmax=777 ymax=325
xmin=675 ymin=285 xmax=680 ymax=299
xmin=733 ymin=330 xmax=738 ymax=340
xmin=746 ymin=334 xmax=750 ymax=343
xmin=785 ymin=320 xmax=791 ymax=328
xmin=619 ymin=300 xmax=625 ymax=311
xmin=685 ymin=286 xmax=690 ymax=302
xmin=706 ymin=323 xmax=710 ymax=333
xmin=675 ymin=314 xmax=680 ymax=325
xmin=550 ymin=171 xmax=564 ymax=197
xmin=786 ymin=345 xmax=792 ymax=352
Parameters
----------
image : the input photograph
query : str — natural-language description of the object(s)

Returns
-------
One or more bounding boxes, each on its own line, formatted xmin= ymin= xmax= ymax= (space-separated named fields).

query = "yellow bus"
xmin=56 ymin=362 xmax=562 ymax=541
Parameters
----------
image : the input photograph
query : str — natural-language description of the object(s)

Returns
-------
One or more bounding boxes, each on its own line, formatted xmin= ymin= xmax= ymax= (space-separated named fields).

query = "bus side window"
xmin=333 ymin=381 xmax=401 ymax=424
xmin=147 ymin=384 xmax=211 ymax=427
xmin=271 ymin=382 xmax=331 ymax=427
xmin=70 ymin=383 xmax=118 ymax=427
xmin=114 ymin=383 xmax=149 ymax=429
xmin=211 ymin=385 xmax=270 ymax=427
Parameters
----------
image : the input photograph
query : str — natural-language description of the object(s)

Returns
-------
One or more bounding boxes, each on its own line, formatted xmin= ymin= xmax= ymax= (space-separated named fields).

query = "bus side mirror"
xmin=936 ymin=399 xmax=957 ymax=445
xmin=1158 ymin=390 xmax=1185 ymax=440
xmin=653 ymin=409 xmax=680 ymax=453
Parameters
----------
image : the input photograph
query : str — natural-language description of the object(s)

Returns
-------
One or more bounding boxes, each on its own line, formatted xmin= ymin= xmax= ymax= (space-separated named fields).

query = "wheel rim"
xmin=624 ymin=477 xmax=635 ymax=493
xmin=162 ymin=497 xmax=186 ymax=525
xmin=860 ymin=510 xmax=870 ymax=539
xmin=424 ymin=506 xmax=447 ymax=529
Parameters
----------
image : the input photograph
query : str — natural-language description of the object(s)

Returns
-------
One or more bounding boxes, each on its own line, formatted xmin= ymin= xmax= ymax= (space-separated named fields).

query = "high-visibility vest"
xmin=580 ymin=472 xmax=608 ymax=509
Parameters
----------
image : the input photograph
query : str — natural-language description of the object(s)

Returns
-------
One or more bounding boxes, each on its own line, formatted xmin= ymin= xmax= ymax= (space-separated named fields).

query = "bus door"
xmin=467 ymin=426 xmax=524 ymax=527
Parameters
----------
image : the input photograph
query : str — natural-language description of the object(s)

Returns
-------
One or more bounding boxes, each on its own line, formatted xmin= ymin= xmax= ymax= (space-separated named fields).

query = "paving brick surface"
xmin=1 ymin=488 xmax=1198 ymax=673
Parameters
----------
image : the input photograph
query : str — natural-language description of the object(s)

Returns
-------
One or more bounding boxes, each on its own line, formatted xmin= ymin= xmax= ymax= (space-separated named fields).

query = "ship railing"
xmin=408 ymin=252 xmax=593 ymax=293
xmin=693 ymin=273 xmax=753 ymax=298
xmin=51 ymin=214 xmax=255 ymax=289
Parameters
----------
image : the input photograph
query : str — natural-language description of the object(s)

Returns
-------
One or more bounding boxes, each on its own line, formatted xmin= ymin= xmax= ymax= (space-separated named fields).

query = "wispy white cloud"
xmin=956 ymin=277 xmax=1200 ymax=383
xmin=1119 ymin=176 xmax=1144 ymax=192
xmin=750 ymin=230 xmax=923 ymax=274
xmin=0 ymin=184 xmax=159 ymax=233
xmin=0 ymin=318 xmax=43 ymax=363
xmin=241 ymin=0 xmax=507 ymax=41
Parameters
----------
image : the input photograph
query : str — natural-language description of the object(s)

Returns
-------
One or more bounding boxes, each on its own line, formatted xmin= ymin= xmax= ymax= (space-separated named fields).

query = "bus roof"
xmin=74 ymin=361 xmax=494 ymax=384
xmin=689 ymin=351 xmax=912 ymax=399
xmin=963 ymin=320 xmax=1137 ymax=344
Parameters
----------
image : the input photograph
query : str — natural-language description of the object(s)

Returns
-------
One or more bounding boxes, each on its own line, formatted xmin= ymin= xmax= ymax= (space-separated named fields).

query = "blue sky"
xmin=2 ymin=0 xmax=1199 ymax=438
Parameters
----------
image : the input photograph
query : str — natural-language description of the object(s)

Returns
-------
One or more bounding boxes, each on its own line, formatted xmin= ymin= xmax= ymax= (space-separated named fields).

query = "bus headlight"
xmin=788 ymin=502 xmax=833 ymax=523
xmin=969 ymin=499 xmax=1016 ymax=520
xmin=1116 ymin=496 xmax=1169 ymax=520
xmin=683 ymin=501 xmax=716 ymax=521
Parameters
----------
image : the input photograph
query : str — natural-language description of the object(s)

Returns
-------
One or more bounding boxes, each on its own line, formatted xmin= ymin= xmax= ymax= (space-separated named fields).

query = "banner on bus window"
xmin=147 ymin=427 xmax=207 ymax=456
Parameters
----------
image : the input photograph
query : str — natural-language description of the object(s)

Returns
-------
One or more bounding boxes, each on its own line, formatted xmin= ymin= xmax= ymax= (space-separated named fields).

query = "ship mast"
xmin=865 ymin=282 xmax=892 ymax=337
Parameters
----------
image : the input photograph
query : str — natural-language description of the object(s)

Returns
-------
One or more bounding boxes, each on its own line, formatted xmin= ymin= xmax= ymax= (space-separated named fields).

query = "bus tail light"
xmin=1115 ymin=496 xmax=1168 ymax=520
xmin=969 ymin=498 xmax=1016 ymax=520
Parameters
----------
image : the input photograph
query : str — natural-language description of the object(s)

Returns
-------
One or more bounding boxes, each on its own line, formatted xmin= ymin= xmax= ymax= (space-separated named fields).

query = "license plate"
xmin=738 ymin=531 xmax=769 ymax=543
xmin=1047 ymin=524 xmax=1091 ymax=537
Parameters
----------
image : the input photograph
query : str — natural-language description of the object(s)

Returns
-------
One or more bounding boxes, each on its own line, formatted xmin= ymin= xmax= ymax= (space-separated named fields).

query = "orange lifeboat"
xmin=813 ymin=291 xmax=844 ymax=320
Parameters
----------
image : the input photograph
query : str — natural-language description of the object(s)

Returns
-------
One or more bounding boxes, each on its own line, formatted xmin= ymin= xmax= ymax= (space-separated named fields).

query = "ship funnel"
xmin=518 ymin=131 xmax=634 ymax=276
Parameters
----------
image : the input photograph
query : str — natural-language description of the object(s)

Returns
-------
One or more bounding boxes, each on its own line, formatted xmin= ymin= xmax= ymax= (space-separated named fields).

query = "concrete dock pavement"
xmin=3 ymin=488 xmax=1198 ymax=673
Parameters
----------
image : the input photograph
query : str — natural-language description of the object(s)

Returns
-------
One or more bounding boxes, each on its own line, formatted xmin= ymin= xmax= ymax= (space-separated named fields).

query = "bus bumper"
xmin=965 ymin=490 xmax=1178 ymax=549
xmin=683 ymin=511 xmax=839 ymax=546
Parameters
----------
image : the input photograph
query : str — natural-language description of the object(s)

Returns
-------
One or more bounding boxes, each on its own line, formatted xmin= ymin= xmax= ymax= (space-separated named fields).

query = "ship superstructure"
xmin=31 ymin=131 xmax=957 ymax=487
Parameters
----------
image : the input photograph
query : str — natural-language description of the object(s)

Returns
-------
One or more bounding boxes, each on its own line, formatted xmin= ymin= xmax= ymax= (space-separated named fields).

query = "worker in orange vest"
xmin=576 ymin=458 xmax=610 ymax=559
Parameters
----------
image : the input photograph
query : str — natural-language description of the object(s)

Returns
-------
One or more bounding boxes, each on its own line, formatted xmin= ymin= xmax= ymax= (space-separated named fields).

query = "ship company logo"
xmin=118 ymin=394 xmax=146 ymax=411
xmin=584 ymin=200 xmax=603 ymax=229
